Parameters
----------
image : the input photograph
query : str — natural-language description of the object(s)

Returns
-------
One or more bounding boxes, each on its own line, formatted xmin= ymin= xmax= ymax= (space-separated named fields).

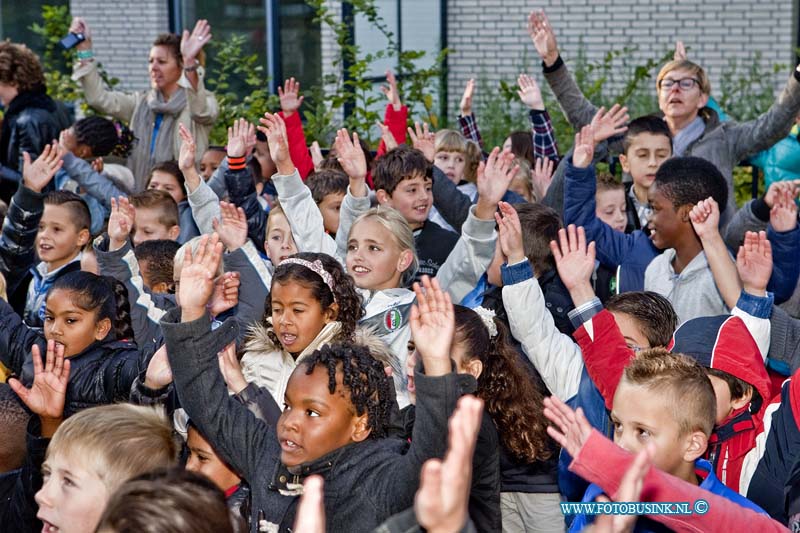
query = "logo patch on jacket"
xmin=384 ymin=308 xmax=402 ymax=332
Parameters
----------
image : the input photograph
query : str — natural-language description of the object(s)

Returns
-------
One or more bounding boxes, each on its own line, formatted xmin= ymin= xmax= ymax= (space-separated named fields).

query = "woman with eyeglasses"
xmin=527 ymin=10 xmax=800 ymax=227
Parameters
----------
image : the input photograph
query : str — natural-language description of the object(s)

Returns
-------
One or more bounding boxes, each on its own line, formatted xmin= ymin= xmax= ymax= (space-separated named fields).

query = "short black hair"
xmin=44 ymin=191 xmax=91 ymax=232
xmin=654 ymin=156 xmax=729 ymax=214
xmin=303 ymin=342 xmax=394 ymax=439
xmin=372 ymin=146 xmax=431 ymax=196
xmin=622 ymin=115 xmax=673 ymax=153
xmin=73 ymin=116 xmax=135 ymax=158
xmin=306 ymin=169 xmax=349 ymax=204
xmin=134 ymin=239 xmax=180 ymax=288
xmin=606 ymin=291 xmax=677 ymax=347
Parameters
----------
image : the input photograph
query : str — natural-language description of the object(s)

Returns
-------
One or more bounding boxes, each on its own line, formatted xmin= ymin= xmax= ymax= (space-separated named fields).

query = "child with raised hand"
xmin=544 ymin=395 xmax=785 ymax=532
xmin=144 ymin=160 xmax=200 ymax=242
xmin=164 ymin=232 xmax=465 ymax=530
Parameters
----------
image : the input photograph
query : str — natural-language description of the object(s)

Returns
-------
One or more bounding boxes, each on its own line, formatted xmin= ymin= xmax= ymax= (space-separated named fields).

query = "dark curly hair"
xmin=654 ymin=156 xmax=729 ymax=214
xmin=73 ymin=116 xmax=136 ymax=159
xmin=453 ymin=305 xmax=553 ymax=462
xmin=268 ymin=252 xmax=363 ymax=340
xmin=50 ymin=271 xmax=134 ymax=341
xmin=303 ymin=342 xmax=394 ymax=439
xmin=0 ymin=41 xmax=45 ymax=92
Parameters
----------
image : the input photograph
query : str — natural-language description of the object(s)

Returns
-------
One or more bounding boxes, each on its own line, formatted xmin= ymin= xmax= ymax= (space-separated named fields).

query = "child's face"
xmin=199 ymin=150 xmax=225 ymax=181
xmin=148 ymin=170 xmax=186 ymax=204
xmin=36 ymin=451 xmax=110 ymax=533
xmin=434 ymin=150 xmax=466 ymax=184
xmin=132 ymin=208 xmax=179 ymax=247
xmin=609 ymin=311 xmax=652 ymax=353
xmin=377 ymin=174 xmax=433 ymax=230
xmin=45 ymin=288 xmax=111 ymax=357
xmin=657 ymin=68 xmax=709 ymax=124
xmin=646 ymin=183 xmax=685 ymax=250
xmin=139 ymin=259 xmax=172 ymax=294
xmin=596 ymin=189 xmax=627 ymax=233
xmin=706 ymin=374 xmax=752 ymax=425
xmin=265 ymin=212 xmax=298 ymax=266
xmin=37 ymin=205 xmax=89 ymax=271
xmin=346 ymin=218 xmax=410 ymax=290
xmin=318 ymin=192 xmax=345 ymax=235
xmin=619 ymin=132 xmax=672 ymax=190
xmin=270 ymin=281 xmax=336 ymax=354
xmin=611 ymin=380 xmax=700 ymax=481
xmin=278 ymin=364 xmax=367 ymax=467
xmin=186 ymin=426 xmax=241 ymax=492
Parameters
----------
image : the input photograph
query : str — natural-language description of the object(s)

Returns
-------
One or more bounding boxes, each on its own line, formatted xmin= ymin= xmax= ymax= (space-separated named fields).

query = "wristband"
xmin=76 ymin=49 xmax=94 ymax=61
xmin=228 ymin=156 xmax=247 ymax=170
xmin=184 ymin=59 xmax=200 ymax=72
xmin=542 ymin=55 xmax=564 ymax=74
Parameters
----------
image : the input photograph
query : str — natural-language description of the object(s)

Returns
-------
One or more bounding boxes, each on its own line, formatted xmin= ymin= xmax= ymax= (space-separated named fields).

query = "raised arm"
xmin=458 ymin=79 xmax=483 ymax=148
xmin=179 ymin=20 xmax=218 ymax=126
xmin=689 ymin=197 xmax=741 ymax=309
xmin=278 ymin=78 xmax=315 ymax=179
xmin=334 ymin=128 xmax=370 ymax=261
xmin=58 ymin=130 xmax=125 ymax=211
xmin=765 ymin=184 xmax=800 ymax=302
xmin=377 ymin=70 xmax=409 ymax=157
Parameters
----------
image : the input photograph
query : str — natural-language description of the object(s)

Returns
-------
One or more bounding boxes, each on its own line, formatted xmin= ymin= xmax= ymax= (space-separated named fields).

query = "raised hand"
xmin=278 ymin=77 xmax=305 ymax=117
xmin=528 ymin=10 xmax=559 ymax=67
xmin=213 ymin=201 xmax=248 ymax=251
xmin=9 ymin=340 xmax=70 ymax=436
xmin=179 ymin=233 xmax=224 ymax=321
xmin=410 ymin=276 xmax=454 ymax=377
xmin=68 ymin=16 xmax=93 ymax=51
xmin=517 ymin=73 xmax=544 ymax=110
xmin=531 ymin=157 xmax=555 ymax=202
xmin=590 ymin=104 xmax=629 ymax=143
xmin=551 ymin=225 xmax=597 ymax=306
xmin=543 ymin=394 xmax=593 ymax=460
xmin=407 ymin=122 xmax=435 ymax=163
xmin=108 ymin=196 xmax=135 ymax=251
xmin=495 ymin=202 xmax=525 ymax=265
xmin=763 ymin=179 xmax=800 ymax=208
xmin=293 ymin=476 xmax=326 ymax=533
xmin=144 ymin=345 xmax=173 ymax=390
xmin=310 ymin=141 xmax=324 ymax=171
xmin=59 ymin=127 xmax=79 ymax=154
xmin=180 ymin=19 xmax=211 ymax=65
xmin=178 ymin=123 xmax=198 ymax=170
xmin=459 ymin=78 xmax=475 ymax=117
xmin=227 ymin=118 xmax=255 ymax=159
xmin=334 ymin=128 xmax=368 ymax=186
xmin=258 ymin=113 xmax=294 ymax=175
xmin=23 ymin=141 xmax=63 ymax=193
xmin=736 ymin=231 xmax=772 ymax=297
xmin=475 ymin=147 xmax=519 ymax=220
xmin=208 ymin=271 xmax=241 ymax=317
xmin=571 ymin=124 xmax=595 ymax=169
xmin=415 ymin=395 xmax=483 ymax=533
xmin=593 ymin=445 xmax=655 ymax=533
xmin=380 ymin=69 xmax=402 ymax=111
xmin=217 ymin=342 xmax=248 ymax=394
xmin=376 ymin=120 xmax=399 ymax=152
xmin=769 ymin=184 xmax=798 ymax=233
xmin=689 ymin=197 xmax=721 ymax=241
xmin=673 ymin=40 xmax=687 ymax=61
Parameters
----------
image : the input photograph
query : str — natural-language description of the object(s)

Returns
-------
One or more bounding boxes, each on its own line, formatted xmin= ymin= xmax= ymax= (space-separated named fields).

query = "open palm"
xmin=9 ymin=341 xmax=70 ymax=420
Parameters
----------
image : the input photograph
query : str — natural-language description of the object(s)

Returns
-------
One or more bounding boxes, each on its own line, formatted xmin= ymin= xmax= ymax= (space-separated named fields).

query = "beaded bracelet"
xmin=76 ymin=49 xmax=94 ymax=61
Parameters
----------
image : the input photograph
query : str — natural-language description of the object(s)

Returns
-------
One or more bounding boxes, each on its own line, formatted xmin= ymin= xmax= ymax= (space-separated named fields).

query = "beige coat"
xmin=72 ymin=61 xmax=218 ymax=191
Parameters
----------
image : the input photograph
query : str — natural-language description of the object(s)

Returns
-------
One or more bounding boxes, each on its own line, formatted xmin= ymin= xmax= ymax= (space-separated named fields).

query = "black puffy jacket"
xmin=0 ymin=89 xmax=70 ymax=200
xmin=0 ymin=297 xmax=143 ymax=417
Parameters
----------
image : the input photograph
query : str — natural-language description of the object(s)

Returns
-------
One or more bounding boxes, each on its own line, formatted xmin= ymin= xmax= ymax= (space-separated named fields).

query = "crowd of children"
xmin=3 ymin=6 xmax=800 ymax=533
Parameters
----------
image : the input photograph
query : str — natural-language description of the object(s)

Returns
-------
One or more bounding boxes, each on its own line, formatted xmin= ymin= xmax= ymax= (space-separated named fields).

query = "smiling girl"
xmin=0 ymin=271 xmax=141 ymax=416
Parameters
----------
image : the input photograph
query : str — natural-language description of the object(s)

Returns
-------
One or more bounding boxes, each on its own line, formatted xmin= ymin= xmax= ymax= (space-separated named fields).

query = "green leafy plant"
xmin=718 ymin=52 xmax=786 ymax=121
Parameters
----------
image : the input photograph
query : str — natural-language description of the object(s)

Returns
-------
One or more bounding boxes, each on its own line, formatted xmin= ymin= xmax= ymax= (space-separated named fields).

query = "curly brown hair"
xmin=453 ymin=306 xmax=553 ymax=462
xmin=0 ymin=42 xmax=45 ymax=92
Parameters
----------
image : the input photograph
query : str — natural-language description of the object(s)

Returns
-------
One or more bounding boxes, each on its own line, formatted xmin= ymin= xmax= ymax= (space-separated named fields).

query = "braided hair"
xmin=73 ymin=116 xmax=135 ymax=158
xmin=268 ymin=252 xmax=363 ymax=340
xmin=453 ymin=305 xmax=553 ymax=462
xmin=303 ymin=343 xmax=393 ymax=439
xmin=50 ymin=271 xmax=134 ymax=341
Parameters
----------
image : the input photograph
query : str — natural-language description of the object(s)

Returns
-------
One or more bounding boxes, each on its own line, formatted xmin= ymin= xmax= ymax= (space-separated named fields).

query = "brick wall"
xmin=445 ymin=0 xmax=797 ymax=117
xmin=70 ymin=0 xmax=169 ymax=92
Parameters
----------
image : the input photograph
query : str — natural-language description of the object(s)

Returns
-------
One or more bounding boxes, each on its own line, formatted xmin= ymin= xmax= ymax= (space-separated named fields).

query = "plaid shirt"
xmin=458 ymin=113 xmax=483 ymax=148
xmin=458 ymin=110 xmax=560 ymax=161
xmin=529 ymin=109 xmax=559 ymax=162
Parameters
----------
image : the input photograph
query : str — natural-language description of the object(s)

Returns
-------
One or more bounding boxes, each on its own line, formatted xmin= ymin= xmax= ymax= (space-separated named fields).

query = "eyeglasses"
xmin=659 ymin=78 xmax=701 ymax=91
xmin=626 ymin=343 xmax=645 ymax=353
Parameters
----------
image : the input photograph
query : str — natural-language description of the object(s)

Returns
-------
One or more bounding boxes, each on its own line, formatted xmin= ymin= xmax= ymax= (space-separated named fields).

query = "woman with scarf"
xmin=69 ymin=17 xmax=218 ymax=191
xmin=0 ymin=42 xmax=70 ymax=200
